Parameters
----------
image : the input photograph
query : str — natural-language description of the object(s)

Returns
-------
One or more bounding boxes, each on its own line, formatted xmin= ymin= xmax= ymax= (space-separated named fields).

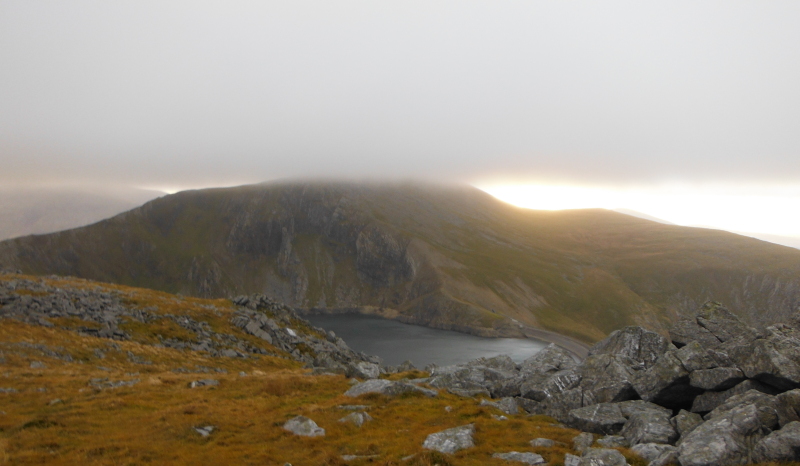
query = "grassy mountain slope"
xmin=1 ymin=181 xmax=799 ymax=344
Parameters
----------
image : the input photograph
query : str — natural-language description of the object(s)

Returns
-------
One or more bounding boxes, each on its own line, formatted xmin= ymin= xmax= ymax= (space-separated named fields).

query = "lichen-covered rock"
xmin=283 ymin=416 xmax=325 ymax=437
xmin=631 ymin=343 xmax=707 ymax=409
xmin=691 ymin=379 xmax=778 ymax=413
xmin=577 ymin=354 xmax=638 ymax=406
xmin=520 ymin=368 xmax=581 ymax=402
xmin=429 ymin=364 xmax=516 ymax=395
xmin=469 ymin=354 xmax=518 ymax=372
xmin=671 ymin=409 xmax=703 ymax=439
xmin=520 ymin=343 xmax=576 ymax=375
xmin=422 ymin=424 xmax=475 ymax=454
xmin=564 ymin=453 xmax=581 ymax=466
xmin=572 ymin=432 xmax=594 ymax=454
xmin=491 ymin=451 xmax=546 ymax=465
xmin=579 ymin=448 xmax=627 ymax=466
xmin=344 ymin=379 xmax=436 ymax=398
xmin=338 ymin=411 xmax=372 ymax=427
xmin=689 ymin=366 xmax=745 ymax=391
xmin=777 ymin=388 xmax=800 ymax=427
xmin=588 ymin=326 xmax=669 ymax=370
xmin=630 ymin=443 xmax=676 ymax=463
xmin=567 ymin=401 xmax=670 ymax=436
xmin=669 ymin=302 xmax=758 ymax=349
xmin=529 ymin=437 xmax=556 ymax=447
xmin=345 ymin=361 xmax=381 ymax=379
xmin=568 ymin=403 xmax=628 ymax=435
xmin=596 ymin=435 xmax=628 ymax=448
xmin=677 ymin=402 xmax=779 ymax=466
xmin=704 ymin=389 xmax=778 ymax=421
xmin=728 ymin=329 xmax=800 ymax=391
xmin=480 ymin=397 xmax=519 ymax=415
xmin=751 ymin=421 xmax=800 ymax=463
xmin=620 ymin=410 xmax=678 ymax=445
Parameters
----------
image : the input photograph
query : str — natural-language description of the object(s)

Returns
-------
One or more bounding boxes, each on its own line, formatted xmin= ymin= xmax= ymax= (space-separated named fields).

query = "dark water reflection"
xmin=305 ymin=313 xmax=548 ymax=367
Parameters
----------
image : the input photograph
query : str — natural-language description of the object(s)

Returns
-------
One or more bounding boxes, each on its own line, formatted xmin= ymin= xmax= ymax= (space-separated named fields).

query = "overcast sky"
xmin=2 ymin=1 xmax=800 ymax=237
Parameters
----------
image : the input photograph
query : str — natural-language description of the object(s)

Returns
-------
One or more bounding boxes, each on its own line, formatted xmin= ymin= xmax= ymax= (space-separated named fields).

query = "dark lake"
xmin=304 ymin=313 xmax=548 ymax=367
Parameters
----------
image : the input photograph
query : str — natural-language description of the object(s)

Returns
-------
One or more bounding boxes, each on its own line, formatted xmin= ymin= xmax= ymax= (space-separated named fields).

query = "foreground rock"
xmin=491 ymin=451 xmax=545 ymax=464
xmin=424 ymin=301 xmax=800 ymax=466
xmin=579 ymin=448 xmax=627 ymax=466
xmin=752 ymin=421 xmax=800 ymax=463
xmin=344 ymin=379 xmax=437 ymax=398
xmin=338 ymin=412 xmax=372 ymax=427
xmin=422 ymin=424 xmax=475 ymax=454
xmin=677 ymin=395 xmax=779 ymax=466
xmin=283 ymin=416 xmax=325 ymax=437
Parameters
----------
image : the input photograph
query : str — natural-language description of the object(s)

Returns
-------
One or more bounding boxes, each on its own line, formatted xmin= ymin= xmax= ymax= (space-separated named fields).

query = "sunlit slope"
xmin=1 ymin=182 xmax=799 ymax=343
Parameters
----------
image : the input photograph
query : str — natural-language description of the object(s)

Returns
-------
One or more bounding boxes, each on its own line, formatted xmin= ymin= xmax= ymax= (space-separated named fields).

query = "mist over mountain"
xmin=1 ymin=181 xmax=799 ymax=344
xmin=0 ymin=186 xmax=163 ymax=241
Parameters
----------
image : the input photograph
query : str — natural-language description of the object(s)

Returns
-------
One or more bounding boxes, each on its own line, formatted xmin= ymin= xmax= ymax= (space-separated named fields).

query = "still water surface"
xmin=305 ymin=313 xmax=548 ymax=367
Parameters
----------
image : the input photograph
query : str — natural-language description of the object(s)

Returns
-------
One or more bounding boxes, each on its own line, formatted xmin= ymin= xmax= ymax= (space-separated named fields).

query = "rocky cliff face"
xmin=2 ymin=181 xmax=800 ymax=343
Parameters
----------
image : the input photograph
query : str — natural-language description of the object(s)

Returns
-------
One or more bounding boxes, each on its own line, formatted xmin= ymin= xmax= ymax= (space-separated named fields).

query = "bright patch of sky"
xmin=479 ymin=183 xmax=800 ymax=238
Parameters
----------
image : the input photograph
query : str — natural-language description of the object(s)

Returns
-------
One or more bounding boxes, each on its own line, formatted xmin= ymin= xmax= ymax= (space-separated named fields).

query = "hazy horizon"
xmin=2 ymin=2 xmax=799 ymax=238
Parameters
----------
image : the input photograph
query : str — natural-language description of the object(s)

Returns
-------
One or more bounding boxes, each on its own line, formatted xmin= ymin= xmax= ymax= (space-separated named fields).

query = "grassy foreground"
xmin=0 ymin=275 xmax=795 ymax=465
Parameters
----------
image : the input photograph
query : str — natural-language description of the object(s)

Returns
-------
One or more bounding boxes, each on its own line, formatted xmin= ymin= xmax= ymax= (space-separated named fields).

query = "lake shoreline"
xmin=300 ymin=309 xmax=591 ymax=365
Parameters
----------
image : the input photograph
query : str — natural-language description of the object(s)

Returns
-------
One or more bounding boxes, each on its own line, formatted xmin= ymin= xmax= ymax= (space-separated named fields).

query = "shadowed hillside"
xmin=1 ymin=181 xmax=800 ymax=343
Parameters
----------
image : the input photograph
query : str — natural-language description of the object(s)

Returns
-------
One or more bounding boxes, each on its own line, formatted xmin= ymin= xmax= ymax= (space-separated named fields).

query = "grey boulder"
xmin=630 ymin=443 xmax=676 ymax=463
xmin=677 ymin=401 xmax=779 ymax=466
xmin=491 ymin=451 xmax=546 ymax=465
xmin=690 ymin=379 xmax=777 ymax=414
xmin=568 ymin=403 xmax=627 ymax=435
xmin=620 ymin=410 xmax=678 ymax=446
xmin=422 ymin=424 xmax=475 ymax=454
xmin=631 ymin=343 xmax=708 ymax=409
xmin=567 ymin=400 xmax=669 ymax=435
xmin=688 ymin=366 xmax=745 ymax=391
xmin=344 ymin=379 xmax=437 ymax=398
xmin=520 ymin=343 xmax=576 ymax=375
xmin=669 ymin=301 xmax=757 ymax=349
xmin=728 ymin=327 xmax=800 ymax=391
xmin=346 ymin=361 xmax=381 ymax=379
xmin=283 ymin=416 xmax=325 ymax=437
xmin=671 ymin=409 xmax=703 ymax=439
xmin=480 ymin=397 xmax=519 ymax=415
xmin=338 ymin=411 xmax=372 ymax=427
xmin=588 ymin=326 xmax=669 ymax=370
xmin=579 ymin=448 xmax=628 ymax=466
xmin=596 ymin=435 xmax=628 ymax=448
xmin=572 ymin=432 xmax=595 ymax=454
xmin=529 ymin=438 xmax=556 ymax=447
xmin=751 ymin=421 xmax=800 ymax=463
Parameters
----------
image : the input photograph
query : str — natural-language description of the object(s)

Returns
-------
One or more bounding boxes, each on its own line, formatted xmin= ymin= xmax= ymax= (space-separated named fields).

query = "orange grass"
xmin=2 ymin=274 xmax=796 ymax=465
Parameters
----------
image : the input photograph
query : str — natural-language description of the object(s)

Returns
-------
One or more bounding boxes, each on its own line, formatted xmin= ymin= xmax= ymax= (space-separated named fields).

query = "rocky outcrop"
xmin=432 ymin=301 xmax=800 ymax=466
xmin=0 ymin=278 xmax=376 ymax=370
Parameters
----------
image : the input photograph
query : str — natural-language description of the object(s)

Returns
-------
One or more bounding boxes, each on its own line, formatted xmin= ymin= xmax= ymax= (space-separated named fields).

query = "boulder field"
xmin=402 ymin=301 xmax=800 ymax=465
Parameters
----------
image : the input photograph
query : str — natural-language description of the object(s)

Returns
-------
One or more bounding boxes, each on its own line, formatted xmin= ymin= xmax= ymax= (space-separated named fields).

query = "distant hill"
xmin=613 ymin=208 xmax=800 ymax=251
xmin=0 ymin=186 xmax=163 ymax=240
xmin=612 ymin=208 xmax=675 ymax=225
xmin=1 ymin=181 xmax=800 ymax=344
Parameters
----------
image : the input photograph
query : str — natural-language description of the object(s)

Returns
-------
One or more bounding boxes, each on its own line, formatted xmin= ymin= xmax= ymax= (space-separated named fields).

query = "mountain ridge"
xmin=2 ymin=181 xmax=800 ymax=344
